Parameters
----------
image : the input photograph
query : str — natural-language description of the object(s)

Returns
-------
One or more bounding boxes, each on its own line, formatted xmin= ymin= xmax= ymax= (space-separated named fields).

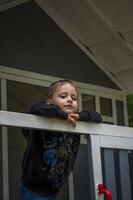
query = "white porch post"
xmin=1 ymin=79 xmax=9 ymax=200
xmin=90 ymin=135 xmax=104 ymax=200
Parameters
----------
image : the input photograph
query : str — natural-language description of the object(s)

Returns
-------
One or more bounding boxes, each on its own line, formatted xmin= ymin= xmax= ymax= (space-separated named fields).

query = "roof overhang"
xmin=1 ymin=0 xmax=133 ymax=94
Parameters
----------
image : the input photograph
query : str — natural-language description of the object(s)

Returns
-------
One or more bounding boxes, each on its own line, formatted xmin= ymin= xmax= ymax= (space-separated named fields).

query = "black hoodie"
xmin=21 ymin=101 xmax=102 ymax=196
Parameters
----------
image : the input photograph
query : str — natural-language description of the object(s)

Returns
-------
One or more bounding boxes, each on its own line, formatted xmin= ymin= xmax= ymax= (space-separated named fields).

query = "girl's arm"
xmin=78 ymin=110 xmax=102 ymax=123
xmin=22 ymin=101 xmax=69 ymax=138
xmin=30 ymin=101 xmax=68 ymax=120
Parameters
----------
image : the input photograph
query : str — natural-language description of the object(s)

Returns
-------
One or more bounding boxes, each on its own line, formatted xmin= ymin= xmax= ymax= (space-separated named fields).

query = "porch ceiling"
xmin=1 ymin=0 xmax=133 ymax=94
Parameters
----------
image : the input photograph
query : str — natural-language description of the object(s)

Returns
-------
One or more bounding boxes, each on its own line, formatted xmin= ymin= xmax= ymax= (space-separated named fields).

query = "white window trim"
xmin=0 ymin=65 xmax=124 ymax=96
xmin=1 ymin=79 xmax=9 ymax=200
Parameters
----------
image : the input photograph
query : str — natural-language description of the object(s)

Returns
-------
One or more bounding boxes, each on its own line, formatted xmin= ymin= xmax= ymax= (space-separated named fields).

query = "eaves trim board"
xmin=0 ymin=0 xmax=30 ymax=11
xmin=0 ymin=65 xmax=125 ymax=97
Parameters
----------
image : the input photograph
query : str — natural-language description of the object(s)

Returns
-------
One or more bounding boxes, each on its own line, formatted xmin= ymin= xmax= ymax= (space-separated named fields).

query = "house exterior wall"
xmin=0 ymin=1 xmax=128 ymax=200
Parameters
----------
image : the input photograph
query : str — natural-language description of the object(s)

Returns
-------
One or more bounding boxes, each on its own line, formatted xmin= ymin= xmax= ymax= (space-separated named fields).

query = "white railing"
xmin=0 ymin=110 xmax=133 ymax=137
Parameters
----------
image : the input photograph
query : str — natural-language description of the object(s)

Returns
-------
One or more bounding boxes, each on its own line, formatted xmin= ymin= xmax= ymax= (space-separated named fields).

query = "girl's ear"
xmin=47 ymin=98 xmax=53 ymax=104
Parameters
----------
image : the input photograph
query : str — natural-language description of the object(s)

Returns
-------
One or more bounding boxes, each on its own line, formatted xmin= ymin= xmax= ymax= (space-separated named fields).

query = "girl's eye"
xmin=60 ymin=95 xmax=66 ymax=98
xmin=72 ymin=96 xmax=77 ymax=100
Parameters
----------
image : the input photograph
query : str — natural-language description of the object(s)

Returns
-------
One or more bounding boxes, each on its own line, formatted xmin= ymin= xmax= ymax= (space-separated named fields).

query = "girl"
xmin=20 ymin=79 xmax=102 ymax=200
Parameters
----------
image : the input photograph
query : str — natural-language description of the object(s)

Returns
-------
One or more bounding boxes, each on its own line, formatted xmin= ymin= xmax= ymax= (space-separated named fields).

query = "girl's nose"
xmin=67 ymin=96 xmax=72 ymax=102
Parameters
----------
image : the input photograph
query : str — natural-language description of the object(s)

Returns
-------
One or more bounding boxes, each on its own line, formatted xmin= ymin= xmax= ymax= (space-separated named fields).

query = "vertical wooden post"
xmin=1 ymin=79 xmax=9 ymax=200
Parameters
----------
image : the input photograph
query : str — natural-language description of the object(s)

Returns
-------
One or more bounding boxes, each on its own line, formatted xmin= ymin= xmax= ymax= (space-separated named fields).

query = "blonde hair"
xmin=47 ymin=79 xmax=78 ymax=99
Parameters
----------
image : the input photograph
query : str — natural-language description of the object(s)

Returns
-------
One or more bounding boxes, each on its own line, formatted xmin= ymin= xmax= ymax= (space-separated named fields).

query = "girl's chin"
xmin=64 ymin=109 xmax=75 ymax=114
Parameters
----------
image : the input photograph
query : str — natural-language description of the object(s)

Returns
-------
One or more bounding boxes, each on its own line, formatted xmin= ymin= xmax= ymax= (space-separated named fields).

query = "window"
xmin=80 ymin=87 xmax=126 ymax=125
xmin=100 ymin=97 xmax=112 ymax=117
xmin=116 ymin=100 xmax=125 ymax=126
xmin=82 ymin=94 xmax=95 ymax=111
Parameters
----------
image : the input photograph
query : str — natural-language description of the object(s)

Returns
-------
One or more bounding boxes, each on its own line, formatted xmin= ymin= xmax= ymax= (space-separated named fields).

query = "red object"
xmin=98 ymin=183 xmax=112 ymax=200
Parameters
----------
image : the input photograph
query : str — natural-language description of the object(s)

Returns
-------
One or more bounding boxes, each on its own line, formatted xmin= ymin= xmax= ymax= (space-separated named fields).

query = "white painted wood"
xmin=100 ymin=135 xmax=133 ymax=149
xmin=1 ymin=79 xmax=9 ymax=200
xmin=102 ymin=116 xmax=114 ymax=123
xmin=89 ymin=135 xmax=104 ymax=200
xmin=0 ymin=65 xmax=124 ymax=96
xmin=123 ymin=96 xmax=129 ymax=126
xmin=95 ymin=95 xmax=100 ymax=113
xmin=112 ymin=98 xmax=117 ymax=125
xmin=0 ymin=110 xmax=132 ymax=138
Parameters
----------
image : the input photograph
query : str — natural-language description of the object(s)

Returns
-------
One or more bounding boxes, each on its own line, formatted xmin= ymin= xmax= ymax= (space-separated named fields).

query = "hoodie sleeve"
xmin=30 ymin=101 xmax=68 ymax=120
xmin=78 ymin=110 xmax=102 ymax=123
xmin=22 ymin=101 xmax=69 ymax=139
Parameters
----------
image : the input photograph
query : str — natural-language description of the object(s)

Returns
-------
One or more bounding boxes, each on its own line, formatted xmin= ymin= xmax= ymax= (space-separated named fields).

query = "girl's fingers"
xmin=67 ymin=116 xmax=76 ymax=126
xmin=69 ymin=114 xmax=79 ymax=120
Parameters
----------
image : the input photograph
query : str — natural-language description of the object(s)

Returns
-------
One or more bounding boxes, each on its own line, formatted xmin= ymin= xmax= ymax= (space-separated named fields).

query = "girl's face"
xmin=48 ymin=83 xmax=78 ymax=114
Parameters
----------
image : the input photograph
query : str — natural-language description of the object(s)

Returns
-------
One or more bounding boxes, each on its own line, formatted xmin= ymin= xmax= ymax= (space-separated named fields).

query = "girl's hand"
xmin=67 ymin=113 xmax=79 ymax=126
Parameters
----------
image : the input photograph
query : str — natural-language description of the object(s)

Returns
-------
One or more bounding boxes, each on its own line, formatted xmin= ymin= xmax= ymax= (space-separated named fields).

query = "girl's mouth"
xmin=64 ymin=105 xmax=73 ymax=108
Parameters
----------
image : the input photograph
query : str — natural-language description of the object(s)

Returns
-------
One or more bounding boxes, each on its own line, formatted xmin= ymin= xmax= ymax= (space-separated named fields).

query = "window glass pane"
xmin=7 ymin=80 xmax=47 ymax=112
xmin=100 ymin=97 xmax=112 ymax=116
xmin=82 ymin=94 xmax=95 ymax=111
xmin=116 ymin=100 xmax=125 ymax=126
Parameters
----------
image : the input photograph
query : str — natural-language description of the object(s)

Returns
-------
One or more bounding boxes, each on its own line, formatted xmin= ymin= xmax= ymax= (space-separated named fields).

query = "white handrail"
xmin=0 ymin=110 xmax=133 ymax=138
